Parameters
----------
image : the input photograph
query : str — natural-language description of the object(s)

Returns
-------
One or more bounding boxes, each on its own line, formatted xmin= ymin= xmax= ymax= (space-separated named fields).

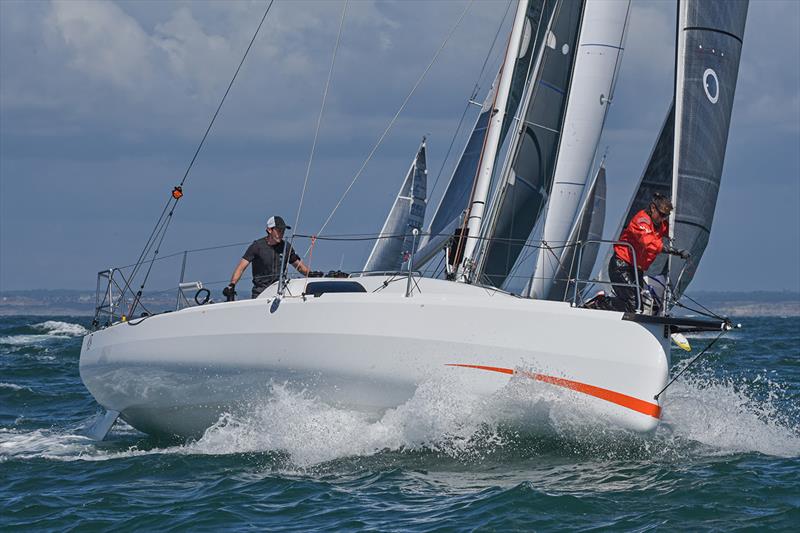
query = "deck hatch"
xmin=303 ymin=281 xmax=367 ymax=297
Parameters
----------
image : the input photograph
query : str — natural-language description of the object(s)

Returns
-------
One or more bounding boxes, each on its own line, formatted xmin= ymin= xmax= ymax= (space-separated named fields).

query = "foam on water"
xmin=190 ymin=379 xmax=503 ymax=466
xmin=0 ymin=334 xmax=59 ymax=346
xmin=0 ymin=321 xmax=87 ymax=350
xmin=0 ymin=382 xmax=32 ymax=392
xmin=2 ymin=371 xmax=797 ymax=466
xmin=661 ymin=373 xmax=800 ymax=458
xmin=32 ymin=320 xmax=88 ymax=336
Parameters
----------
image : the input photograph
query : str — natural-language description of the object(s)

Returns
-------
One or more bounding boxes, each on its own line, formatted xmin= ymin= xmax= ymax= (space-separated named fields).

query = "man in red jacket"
xmin=599 ymin=193 xmax=688 ymax=312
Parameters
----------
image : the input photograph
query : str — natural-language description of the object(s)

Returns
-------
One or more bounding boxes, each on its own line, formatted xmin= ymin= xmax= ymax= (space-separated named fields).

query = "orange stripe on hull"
xmin=445 ymin=363 xmax=661 ymax=419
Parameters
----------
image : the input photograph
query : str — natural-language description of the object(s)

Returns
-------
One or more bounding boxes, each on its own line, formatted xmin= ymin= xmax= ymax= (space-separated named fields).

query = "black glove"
xmin=222 ymin=283 xmax=237 ymax=302
xmin=667 ymin=247 xmax=690 ymax=260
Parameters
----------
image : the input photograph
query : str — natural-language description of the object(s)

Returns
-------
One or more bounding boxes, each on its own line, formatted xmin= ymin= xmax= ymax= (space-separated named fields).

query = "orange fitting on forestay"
xmin=445 ymin=363 xmax=661 ymax=419
xmin=172 ymin=186 xmax=183 ymax=199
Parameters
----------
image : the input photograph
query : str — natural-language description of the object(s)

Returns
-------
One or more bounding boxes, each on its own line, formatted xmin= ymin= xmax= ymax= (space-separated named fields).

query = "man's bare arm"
xmin=230 ymin=258 xmax=250 ymax=285
xmin=292 ymin=259 xmax=310 ymax=276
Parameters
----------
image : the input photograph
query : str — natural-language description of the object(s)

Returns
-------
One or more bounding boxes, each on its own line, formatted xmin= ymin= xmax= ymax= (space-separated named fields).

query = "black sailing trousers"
xmin=607 ymin=256 xmax=644 ymax=312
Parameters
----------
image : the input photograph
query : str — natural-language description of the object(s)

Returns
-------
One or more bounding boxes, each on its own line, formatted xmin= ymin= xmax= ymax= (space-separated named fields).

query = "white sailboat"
xmin=80 ymin=0 xmax=743 ymax=441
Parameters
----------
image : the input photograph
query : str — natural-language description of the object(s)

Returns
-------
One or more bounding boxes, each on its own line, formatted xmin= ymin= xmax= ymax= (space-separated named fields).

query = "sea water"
xmin=1 ymin=315 xmax=798 ymax=530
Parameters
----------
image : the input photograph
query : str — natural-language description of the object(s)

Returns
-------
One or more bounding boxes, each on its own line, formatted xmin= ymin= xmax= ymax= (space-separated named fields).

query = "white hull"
xmin=80 ymin=277 xmax=669 ymax=439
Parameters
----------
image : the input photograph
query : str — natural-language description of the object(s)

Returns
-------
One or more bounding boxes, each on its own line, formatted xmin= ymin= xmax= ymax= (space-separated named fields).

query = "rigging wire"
xmin=314 ymin=0 xmax=474 ymax=238
xmin=653 ymin=329 xmax=727 ymax=400
xmin=125 ymin=0 xmax=275 ymax=317
xmin=292 ymin=0 xmax=348 ymax=236
xmin=428 ymin=0 xmax=513 ymax=203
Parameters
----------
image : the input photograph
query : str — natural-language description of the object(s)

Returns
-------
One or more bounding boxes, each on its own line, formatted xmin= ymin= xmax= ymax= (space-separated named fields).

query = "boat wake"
xmin=2 ymin=371 xmax=797 ymax=466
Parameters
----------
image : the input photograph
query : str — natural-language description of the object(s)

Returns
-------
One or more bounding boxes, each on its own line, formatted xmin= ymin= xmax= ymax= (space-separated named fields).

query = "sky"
xmin=1 ymin=0 xmax=798 ymax=293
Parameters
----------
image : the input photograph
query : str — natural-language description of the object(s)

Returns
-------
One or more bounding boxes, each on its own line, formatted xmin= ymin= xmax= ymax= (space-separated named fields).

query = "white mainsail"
xmin=363 ymin=138 xmax=427 ymax=272
xmin=529 ymin=0 xmax=630 ymax=299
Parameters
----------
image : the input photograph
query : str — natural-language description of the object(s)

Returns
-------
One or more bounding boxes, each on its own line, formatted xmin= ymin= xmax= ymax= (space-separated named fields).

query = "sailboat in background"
xmin=362 ymin=138 xmax=428 ymax=273
xmin=80 ymin=0 xmax=744 ymax=441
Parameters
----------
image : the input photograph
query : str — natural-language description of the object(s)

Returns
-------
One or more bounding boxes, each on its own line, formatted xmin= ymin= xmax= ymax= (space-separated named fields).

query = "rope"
xmin=292 ymin=0 xmax=348 ymax=235
xmin=429 ymin=0 xmax=513 ymax=202
xmin=125 ymin=0 xmax=275 ymax=317
xmin=677 ymin=291 xmax=727 ymax=321
xmin=315 ymin=0 xmax=474 ymax=238
xmin=653 ymin=329 xmax=727 ymax=400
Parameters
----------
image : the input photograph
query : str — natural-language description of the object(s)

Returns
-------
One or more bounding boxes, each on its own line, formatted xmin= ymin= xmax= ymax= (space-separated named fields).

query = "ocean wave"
xmin=0 ymin=321 xmax=87 ymax=349
xmin=0 ymin=334 xmax=57 ymax=346
xmin=0 ymin=382 xmax=32 ymax=392
xmin=32 ymin=321 xmax=88 ymax=337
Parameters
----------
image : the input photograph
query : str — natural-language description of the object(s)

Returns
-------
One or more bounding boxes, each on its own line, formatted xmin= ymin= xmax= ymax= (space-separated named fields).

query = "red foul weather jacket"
xmin=613 ymin=209 xmax=668 ymax=271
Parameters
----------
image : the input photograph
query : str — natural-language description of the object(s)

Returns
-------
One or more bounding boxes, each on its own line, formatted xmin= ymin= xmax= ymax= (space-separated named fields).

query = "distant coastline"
xmin=1 ymin=289 xmax=798 ymax=317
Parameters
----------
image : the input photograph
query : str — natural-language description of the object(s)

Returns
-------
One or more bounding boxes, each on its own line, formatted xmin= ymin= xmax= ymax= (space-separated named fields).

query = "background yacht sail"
xmin=425 ymin=83 xmax=495 ymax=246
xmin=363 ymin=140 xmax=428 ymax=272
xmin=529 ymin=0 xmax=630 ymax=299
xmin=476 ymin=0 xmax=584 ymax=289
xmin=543 ymin=164 xmax=606 ymax=301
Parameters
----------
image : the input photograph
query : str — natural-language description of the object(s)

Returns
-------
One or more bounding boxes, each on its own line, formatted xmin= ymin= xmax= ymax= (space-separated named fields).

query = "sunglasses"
xmin=652 ymin=203 xmax=671 ymax=217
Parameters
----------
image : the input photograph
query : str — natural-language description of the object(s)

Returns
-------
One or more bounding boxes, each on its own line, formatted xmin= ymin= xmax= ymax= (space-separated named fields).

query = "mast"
xmin=456 ymin=0 xmax=530 ymax=281
xmin=666 ymin=0 xmax=683 ymax=306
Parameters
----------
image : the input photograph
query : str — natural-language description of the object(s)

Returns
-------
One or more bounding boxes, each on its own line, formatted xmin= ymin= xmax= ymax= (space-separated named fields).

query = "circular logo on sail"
xmin=703 ymin=68 xmax=719 ymax=104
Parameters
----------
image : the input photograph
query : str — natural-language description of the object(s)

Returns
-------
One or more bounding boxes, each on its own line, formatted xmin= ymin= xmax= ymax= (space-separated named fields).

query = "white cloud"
xmin=46 ymin=0 xmax=155 ymax=93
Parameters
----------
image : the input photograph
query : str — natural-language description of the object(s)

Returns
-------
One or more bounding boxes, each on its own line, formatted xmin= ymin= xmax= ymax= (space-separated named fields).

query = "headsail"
xmin=476 ymin=0 xmax=584 ymax=288
xmin=669 ymin=0 xmax=748 ymax=298
xmin=529 ymin=0 xmax=630 ymax=299
xmin=607 ymin=0 xmax=747 ymax=302
xmin=363 ymin=139 xmax=427 ymax=272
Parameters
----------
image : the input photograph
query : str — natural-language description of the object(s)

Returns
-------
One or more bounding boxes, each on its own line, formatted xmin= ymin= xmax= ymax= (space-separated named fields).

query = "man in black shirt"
xmin=226 ymin=216 xmax=310 ymax=299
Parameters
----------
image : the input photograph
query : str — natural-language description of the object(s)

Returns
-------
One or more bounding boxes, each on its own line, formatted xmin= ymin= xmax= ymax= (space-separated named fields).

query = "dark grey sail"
xmin=545 ymin=164 xmax=606 ymax=301
xmin=423 ymin=0 xmax=554 ymax=268
xmin=363 ymin=139 xmax=427 ymax=272
xmin=478 ymin=0 xmax=584 ymax=288
xmin=426 ymin=88 xmax=493 ymax=243
xmin=607 ymin=0 xmax=747 ymax=301
xmin=669 ymin=0 xmax=748 ymax=298
xmin=606 ymin=104 xmax=675 ymax=281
